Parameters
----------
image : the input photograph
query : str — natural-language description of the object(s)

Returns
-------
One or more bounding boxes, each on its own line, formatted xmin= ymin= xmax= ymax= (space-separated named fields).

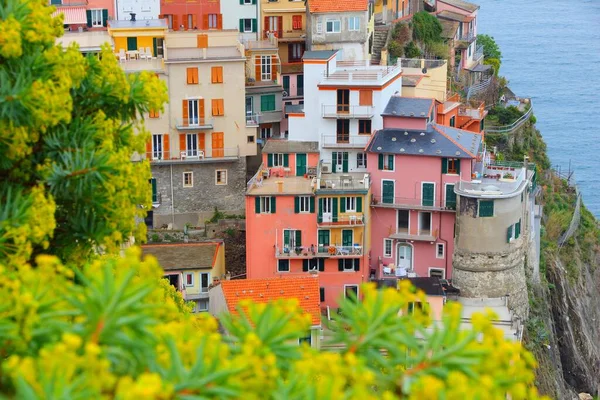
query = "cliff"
xmin=487 ymin=119 xmax=600 ymax=398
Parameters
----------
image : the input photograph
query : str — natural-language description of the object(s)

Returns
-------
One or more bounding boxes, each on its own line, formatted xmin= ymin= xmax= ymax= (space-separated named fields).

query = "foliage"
xmin=392 ymin=22 xmax=411 ymax=43
xmin=485 ymin=58 xmax=501 ymax=76
xmin=488 ymin=105 xmax=524 ymax=125
xmin=404 ymin=41 xmax=422 ymax=58
xmin=0 ymin=0 xmax=549 ymax=398
xmin=427 ymin=41 xmax=450 ymax=60
xmin=478 ymin=34 xmax=502 ymax=61
xmin=387 ymin=40 xmax=404 ymax=58
xmin=412 ymin=11 xmax=443 ymax=44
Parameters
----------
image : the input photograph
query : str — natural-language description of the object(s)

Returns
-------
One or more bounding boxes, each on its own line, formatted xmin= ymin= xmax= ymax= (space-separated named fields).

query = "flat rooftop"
xmin=316 ymin=172 xmax=371 ymax=192
xmin=166 ymin=46 xmax=242 ymax=61
xmin=56 ymin=31 xmax=112 ymax=51
xmin=321 ymin=61 xmax=401 ymax=85
xmin=109 ymin=19 xmax=167 ymax=30
xmin=247 ymin=175 xmax=314 ymax=196
xmin=456 ymin=162 xmax=535 ymax=198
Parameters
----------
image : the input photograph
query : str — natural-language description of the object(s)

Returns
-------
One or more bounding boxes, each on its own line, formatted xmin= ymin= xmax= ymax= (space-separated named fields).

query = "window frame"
xmin=260 ymin=55 xmax=272 ymax=81
xmin=383 ymin=238 xmax=393 ymax=258
xmin=197 ymin=299 xmax=209 ymax=312
xmin=90 ymin=9 xmax=103 ymax=27
xmin=345 ymin=197 xmax=356 ymax=212
xmin=342 ymin=259 xmax=356 ymax=272
xmin=436 ymin=243 xmax=445 ymax=259
xmin=356 ymin=152 xmax=367 ymax=169
xmin=299 ymin=196 xmax=310 ymax=213
xmin=478 ymin=199 xmax=495 ymax=217
xmin=447 ymin=158 xmax=459 ymax=174
xmin=358 ymin=119 xmax=372 ymax=135
xmin=243 ymin=18 xmax=253 ymax=32
xmin=344 ymin=284 xmax=359 ymax=299
xmin=151 ymin=134 xmax=163 ymax=160
xmin=272 ymin=153 xmax=284 ymax=167
xmin=259 ymin=196 xmax=272 ymax=213
xmin=215 ymin=169 xmax=227 ymax=185
xmin=200 ymin=272 xmax=210 ymax=293
xmin=183 ymin=171 xmax=193 ymax=188
xmin=348 ymin=16 xmax=360 ymax=31
xmin=428 ymin=268 xmax=445 ymax=279
xmin=326 ymin=19 xmax=341 ymax=33
xmin=208 ymin=13 xmax=218 ymax=29
xmin=277 ymin=259 xmax=290 ymax=273
xmin=421 ymin=182 xmax=435 ymax=207
xmin=184 ymin=272 xmax=194 ymax=287
xmin=418 ymin=211 xmax=432 ymax=235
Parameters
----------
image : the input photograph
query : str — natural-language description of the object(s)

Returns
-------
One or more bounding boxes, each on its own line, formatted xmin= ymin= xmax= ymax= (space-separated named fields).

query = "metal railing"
xmin=321 ymin=134 xmax=370 ymax=148
xmin=473 ymin=45 xmax=484 ymax=63
xmin=145 ymin=147 xmax=239 ymax=161
xmin=316 ymin=177 xmax=370 ymax=191
xmin=372 ymin=195 xmax=452 ymax=210
xmin=485 ymin=102 xmax=534 ymax=134
xmin=321 ymin=105 xmax=373 ymax=118
xmin=317 ymin=215 xmax=365 ymax=225
xmin=466 ymin=76 xmax=493 ymax=101
xmin=275 ymin=245 xmax=364 ymax=257
xmin=400 ymin=58 xmax=446 ymax=69
xmin=457 ymin=31 xmax=476 ymax=42
xmin=175 ymin=117 xmax=214 ymax=129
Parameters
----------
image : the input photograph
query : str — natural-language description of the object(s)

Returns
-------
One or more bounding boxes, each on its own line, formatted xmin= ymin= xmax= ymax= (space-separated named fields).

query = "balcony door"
xmin=382 ymin=180 xmax=394 ymax=204
xmin=212 ymin=132 xmax=224 ymax=158
xmin=152 ymin=134 xmax=163 ymax=160
xmin=336 ymin=119 xmax=349 ymax=144
xmin=186 ymin=134 xmax=198 ymax=157
xmin=396 ymin=243 xmax=413 ymax=272
xmin=336 ymin=89 xmax=349 ymax=114
xmin=342 ymin=230 xmax=353 ymax=248
xmin=296 ymin=153 xmax=307 ymax=176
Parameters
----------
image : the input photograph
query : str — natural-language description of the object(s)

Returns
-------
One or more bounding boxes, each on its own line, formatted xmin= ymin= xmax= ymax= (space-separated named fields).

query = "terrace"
xmin=143 ymin=147 xmax=239 ymax=164
xmin=455 ymin=160 xmax=535 ymax=198
xmin=320 ymin=59 xmax=402 ymax=86
xmin=119 ymin=57 xmax=165 ymax=73
xmin=320 ymin=134 xmax=370 ymax=149
xmin=372 ymin=195 xmax=456 ymax=212
xmin=315 ymin=171 xmax=371 ymax=193
xmin=275 ymin=244 xmax=364 ymax=259
xmin=246 ymin=167 xmax=314 ymax=195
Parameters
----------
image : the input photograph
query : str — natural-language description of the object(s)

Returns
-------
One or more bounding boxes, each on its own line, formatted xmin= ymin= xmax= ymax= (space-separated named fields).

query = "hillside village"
xmin=55 ymin=0 xmax=540 ymax=347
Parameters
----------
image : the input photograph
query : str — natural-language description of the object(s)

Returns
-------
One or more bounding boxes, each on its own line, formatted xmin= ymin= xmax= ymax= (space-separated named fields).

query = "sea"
xmin=475 ymin=0 xmax=600 ymax=217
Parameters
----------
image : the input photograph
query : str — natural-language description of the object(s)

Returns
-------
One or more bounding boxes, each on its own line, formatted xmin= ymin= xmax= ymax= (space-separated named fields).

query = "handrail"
xmin=486 ymin=102 xmax=534 ymax=134
xmin=466 ymin=76 xmax=492 ymax=101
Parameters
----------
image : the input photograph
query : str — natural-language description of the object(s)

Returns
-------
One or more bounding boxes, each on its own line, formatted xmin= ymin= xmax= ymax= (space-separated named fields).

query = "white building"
xmin=222 ymin=0 xmax=259 ymax=42
xmin=288 ymin=50 xmax=402 ymax=173
xmin=116 ymin=0 xmax=160 ymax=21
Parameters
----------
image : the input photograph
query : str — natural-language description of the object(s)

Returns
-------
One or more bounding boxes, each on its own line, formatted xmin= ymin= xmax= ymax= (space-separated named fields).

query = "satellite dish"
xmin=422 ymin=67 xmax=428 ymax=74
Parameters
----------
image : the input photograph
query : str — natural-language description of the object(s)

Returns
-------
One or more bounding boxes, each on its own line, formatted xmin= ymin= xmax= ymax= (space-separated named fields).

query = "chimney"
xmin=277 ymin=180 xmax=284 ymax=193
xmin=129 ymin=13 xmax=136 ymax=21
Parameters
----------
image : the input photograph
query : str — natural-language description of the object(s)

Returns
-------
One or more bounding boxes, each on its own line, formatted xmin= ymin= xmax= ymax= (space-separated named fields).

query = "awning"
xmin=52 ymin=7 xmax=87 ymax=25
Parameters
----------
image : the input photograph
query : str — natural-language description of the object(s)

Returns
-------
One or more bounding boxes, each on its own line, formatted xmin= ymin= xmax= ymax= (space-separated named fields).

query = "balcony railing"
xmin=50 ymin=0 xmax=88 ymax=6
xmin=473 ymin=45 xmax=484 ymax=64
xmin=316 ymin=176 xmax=370 ymax=191
xmin=371 ymin=195 xmax=455 ymax=211
xmin=457 ymin=31 xmax=476 ymax=42
xmin=317 ymin=214 xmax=365 ymax=225
xmin=175 ymin=117 xmax=214 ymax=130
xmin=458 ymin=101 xmax=485 ymax=120
xmin=246 ymin=113 xmax=260 ymax=127
xmin=321 ymin=105 xmax=374 ymax=119
xmin=275 ymin=245 xmax=364 ymax=258
xmin=145 ymin=147 xmax=239 ymax=162
xmin=321 ymin=134 xmax=370 ymax=149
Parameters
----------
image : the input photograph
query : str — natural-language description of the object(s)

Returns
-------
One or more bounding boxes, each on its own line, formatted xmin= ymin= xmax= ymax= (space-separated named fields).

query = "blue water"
xmin=476 ymin=0 xmax=600 ymax=217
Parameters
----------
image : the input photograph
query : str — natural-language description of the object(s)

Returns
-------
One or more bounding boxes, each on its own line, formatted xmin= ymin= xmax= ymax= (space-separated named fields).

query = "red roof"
xmin=220 ymin=277 xmax=321 ymax=326
xmin=309 ymin=0 xmax=368 ymax=13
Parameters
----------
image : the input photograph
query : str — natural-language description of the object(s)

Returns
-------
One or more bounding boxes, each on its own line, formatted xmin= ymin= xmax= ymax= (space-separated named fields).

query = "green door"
xmin=382 ymin=181 xmax=394 ymax=204
xmin=342 ymin=230 xmax=353 ymax=247
xmin=127 ymin=37 xmax=138 ymax=51
xmin=296 ymin=153 xmax=307 ymax=176
xmin=342 ymin=152 xmax=349 ymax=173
xmin=318 ymin=230 xmax=330 ymax=253
xmin=422 ymin=183 xmax=434 ymax=207
xmin=445 ymin=184 xmax=456 ymax=209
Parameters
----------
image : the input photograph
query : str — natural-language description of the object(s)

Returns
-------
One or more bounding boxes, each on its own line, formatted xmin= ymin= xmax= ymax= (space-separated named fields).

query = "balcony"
xmin=119 ymin=58 xmax=165 ymax=73
xmin=321 ymin=105 xmax=374 ymax=119
xmin=246 ymin=113 xmax=260 ymax=127
xmin=175 ymin=117 xmax=214 ymax=130
xmin=317 ymin=214 xmax=365 ymax=227
xmin=388 ymin=229 xmax=437 ymax=242
xmin=315 ymin=174 xmax=370 ymax=192
xmin=321 ymin=134 xmax=370 ymax=149
xmin=258 ymin=110 xmax=283 ymax=124
xmin=456 ymin=161 xmax=534 ymax=198
xmin=457 ymin=31 xmax=476 ymax=43
xmin=458 ymin=101 xmax=486 ymax=120
xmin=145 ymin=147 xmax=239 ymax=163
xmin=371 ymin=195 xmax=456 ymax=212
xmin=241 ymin=32 xmax=278 ymax=50
xmin=473 ymin=45 xmax=484 ymax=64
xmin=50 ymin=0 xmax=88 ymax=6
xmin=275 ymin=245 xmax=363 ymax=258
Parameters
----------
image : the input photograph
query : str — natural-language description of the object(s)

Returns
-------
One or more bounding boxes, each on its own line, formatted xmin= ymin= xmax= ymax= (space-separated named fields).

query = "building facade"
xmin=116 ymin=0 xmax=160 ymax=21
xmin=159 ymin=0 xmax=221 ymax=30
xmin=50 ymin=0 xmax=115 ymax=31
xmin=223 ymin=0 xmax=260 ymax=41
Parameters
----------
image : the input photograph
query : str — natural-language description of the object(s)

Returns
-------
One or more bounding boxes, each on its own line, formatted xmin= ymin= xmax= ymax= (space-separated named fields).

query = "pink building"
xmin=366 ymin=96 xmax=483 ymax=281
xmin=50 ymin=0 xmax=115 ymax=31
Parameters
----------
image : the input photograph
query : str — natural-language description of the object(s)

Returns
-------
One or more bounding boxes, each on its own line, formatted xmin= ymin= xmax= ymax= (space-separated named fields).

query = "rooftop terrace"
xmin=320 ymin=59 xmax=402 ymax=86
xmin=455 ymin=160 xmax=535 ymax=198
xmin=247 ymin=165 xmax=314 ymax=196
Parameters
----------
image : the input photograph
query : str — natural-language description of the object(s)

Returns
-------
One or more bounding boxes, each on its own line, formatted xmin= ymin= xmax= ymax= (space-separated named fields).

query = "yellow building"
xmin=142 ymin=241 xmax=226 ymax=312
xmin=259 ymin=0 xmax=306 ymax=67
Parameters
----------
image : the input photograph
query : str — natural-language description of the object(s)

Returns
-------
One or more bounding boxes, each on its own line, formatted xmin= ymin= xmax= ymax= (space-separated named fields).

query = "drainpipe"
xmin=438 ymin=212 xmax=449 ymax=279
xmin=170 ymin=164 xmax=175 ymax=228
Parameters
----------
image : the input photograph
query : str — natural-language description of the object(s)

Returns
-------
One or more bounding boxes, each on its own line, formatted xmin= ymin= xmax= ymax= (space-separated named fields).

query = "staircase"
xmin=371 ymin=27 xmax=390 ymax=65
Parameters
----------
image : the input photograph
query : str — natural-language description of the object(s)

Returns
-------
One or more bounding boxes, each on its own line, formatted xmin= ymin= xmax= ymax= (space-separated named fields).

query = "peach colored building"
xmin=50 ymin=0 xmax=115 ymax=32
xmin=159 ymin=0 xmax=221 ymax=31
xmin=366 ymin=96 xmax=483 ymax=281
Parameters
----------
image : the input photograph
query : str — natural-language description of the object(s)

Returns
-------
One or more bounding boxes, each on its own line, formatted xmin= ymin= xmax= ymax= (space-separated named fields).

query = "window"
xmin=348 ymin=16 xmax=360 ymax=31
xmin=282 ymin=76 xmax=290 ymax=93
xmin=186 ymin=67 xmax=199 ymax=84
xmin=211 ymin=66 xmax=223 ymax=83
xmin=429 ymin=268 xmax=445 ymax=279
xmin=344 ymin=284 xmax=359 ymax=300
xmin=150 ymin=178 xmax=158 ymax=204
xmin=442 ymin=158 xmax=460 ymax=174
xmin=255 ymin=196 xmax=275 ymax=214
xmin=449 ymin=115 xmax=456 ymax=127
xmin=242 ymin=18 xmax=254 ymax=33
xmin=200 ymin=272 xmax=210 ymax=293
xmin=326 ymin=19 xmax=341 ymax=33
xmin=260 ymin=126 xmax=272 ymax=139
xmin=378 ymin=154 xmax=394 ymax=171
xmin=268 ymin=153 xmax=286 ymax=167
xmin=318 ymin=229 xmax=330 ymax=250
xmin=479 ymin=200 xmax=494 ymax=217
xmin=297 ymin=74 xmax=304 ymax=96
xmin=278 ymin=259 xmax=290 ymax=272
xmin=185 ymin=99 xmax=203 ymax=126
xmin=90 ymin=9 xmax=103 ymax=27
xmin=298 ymin=333 xmax=311 ymax=346
xmin=319 ymin=287 xmax=325 ymax=302
xmin=283 ymin=229 xmax=302 ymax=251
xmin=183 ymin=172 xmax=193 ymax=187
xmin=288 ymin=43 xmax=304 ymax=62
xmin=316 ymin=18 xmax=323 ymax=33
xmin=215 ymin=169 xmax=227 ymax=185
xmin=358 ymin=119 xmax=371 ymax=134
xmin=506 ymin=219 xmax=521 ymax=243
xmin=339 ymin=259 xmax=360 ymax=272
xmin=151 ymin=134 xmax=163 ymax=160
xmin=296 ymin=196 xmax=311 ymax=213
xmin=185 ymin=132 xmax=200 ymax=157
xmin=384 ymin=239 xmax=393 ymax=258
xmin=292 ymin=15 xmax=302 ymax=30
xmin=243 ymin=0 xmax=252 ymax=4
xmin=436 ymin=243 xmax=445 ymax=259
xmin=419 ymin=212 xmax=432 ymax=235
xmin=468 ymin=44 xmax=472 ymax=57
xmin=184 ymin=272 xmax=194 ymax=287
xmin=381 ymin=180 xmax=395 ymax=204
xmin=421 ymin=182 xmax=434 ymax=206
xmin=332 ymin=151 xmax=348 ymax=173
xmin=211 ymin=99 xmax=224 ymax=116
xmin=397 ymin=210 xmax=409 ymax=233
xmin=336 ymin=119 xmax=349 ymax=143
xmin=261 ymin=55 xmax=272 ymax=81
xmin=247 ymin=135 xmax=254 ymax=143
xmin=345 ymin=197 xmax=356 ymax=212
xmin=445 ymin=184 xmax=456 ymax=209
xmin=336 ymin=89 xmax=349 ymax=113
xmin=356 ymin=153 xmax=367 ymax=169
xmin=359 ymin=89 xmax=372 ymax=106
xmin=197 ymin=299 xmax=209 ymax=312
xmin=261 ymin=94 xmax=276 ymax=112
xmin=149 ymin=109 xmax=159 ymax=118
xmin=208 ymin=14 xmax=218 ymax=29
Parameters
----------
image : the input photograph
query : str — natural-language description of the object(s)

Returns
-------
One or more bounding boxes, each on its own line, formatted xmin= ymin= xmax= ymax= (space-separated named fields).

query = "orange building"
xmin=436 ymin=93 xmax=486 ymax=134
xmin=159 ymin=0 xmax=221 ymax=31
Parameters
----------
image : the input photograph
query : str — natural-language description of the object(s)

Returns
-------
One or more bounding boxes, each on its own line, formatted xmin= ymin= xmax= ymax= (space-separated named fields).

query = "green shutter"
xmin=283 ymin=153 xmax=289 ymax=167
xmin=506 ymin=225 xmax=513 ymax=243
xmin=342 ymin=230 xmax=352 ymax=247
xmin=284 ymin=230 xmax=290 ymax=247
xmin=239 ymin=0 xmax=244 ymax=4
xmin=318 ymin=259 xmax=325 ymax=272
xmin=295 ymin=230 xmax=302 ymax=247
xmin=342 ymin=152 xmax=348 ymax=173
xmin=354 ymin=258 xmax=360 ymax=271
xmin=340 ymin=197 xmax=346 ymax=213
xmin=479 ymin=200 xmax=494 ymax=217
xmin=252 ymin=19 xmax=257 ymax=32
xmin=441 ymin=158 xmax=448 ymax=174
xmin=382 ymin=181 xmax=394 ymax=204
xmin=150 ymin=178 xmax=157 ymax=203
xmin=267 ymin=153 xmax=273 ymax=167
xmin=86 ymin=10 xmax=92 ymax=27
xmin=338 ymin=259 xmax=344 ymax=271
xmin=255 ymin=197 xmax=260 ymax=213
xmin=252 ymin=0 xmax=257 ymax=4
xmin=270 ymin=197 xmax=276 ymax=213
xmin=309 ymin=197 xmax=315 ymax=213
xmin=239 ymin=19 xmax=244 ymax=32
xmin=127 ymin=37 xmax=138 ymax=51
xmin=388 ymin=154 xmax=394 ymax=170
xmin=332 ymin=198 xmax=338 ymax=222
xmin=318 ymin=198 xmax=323 ymax=221
xmin=422 ymin=183 xmax=434 ymax=207
xmin=445 ymin=184 xmax=456 ymax=209
xmin=378 ymin=154 xmax=384 ymax=170
xmin=356 ymin=196 xmax=362 ymax=212
xmin=455 ymin=159 xmax=461 ymax=175
xmin=102 ymin=9 xmax=108 ymax=27
xmin=303 ymin=260 xmax=309 ymax=272
xmin=294 ymin=197 xmax=300 ymax=213
xmin=516 ymin=219 xmax=521 ymax=238
xmin=332 ymin=152 xmax=337 ymax=169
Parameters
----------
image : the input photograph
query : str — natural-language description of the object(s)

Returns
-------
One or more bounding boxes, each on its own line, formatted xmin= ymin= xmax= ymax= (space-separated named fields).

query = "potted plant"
xmin=295 ymin=247 xmax=302 ymax=255
xmin=503 ymin=172 xmax=514 ymax=179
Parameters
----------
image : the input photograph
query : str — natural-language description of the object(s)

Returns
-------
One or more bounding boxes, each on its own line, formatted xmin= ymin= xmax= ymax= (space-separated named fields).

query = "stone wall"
xmin=453 ymin=236 xmax=529 ymax=320
xmin=151 ymin=158 xmax=247 ymax=229
xmin=205 ymin=219 xmax=245 ymax=239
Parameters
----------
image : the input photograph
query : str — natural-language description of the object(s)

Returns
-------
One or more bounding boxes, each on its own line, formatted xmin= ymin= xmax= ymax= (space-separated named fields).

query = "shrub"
xmin=404 ymin=41 xmax=422 ymax=58
xmin=387 ymin=40 xmax=403 ymax=58
xmin=392 ymin=22 xmax=411 ymax=43
xmin=412 ymin=11 xmax=443 ymax=44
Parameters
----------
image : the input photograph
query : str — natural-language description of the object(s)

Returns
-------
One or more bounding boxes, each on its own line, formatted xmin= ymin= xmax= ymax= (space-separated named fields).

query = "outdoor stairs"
xmin=371 ymin=27 xmax=390 ymax=65
xmin=457 ymin=297 xmax=523 ymax=342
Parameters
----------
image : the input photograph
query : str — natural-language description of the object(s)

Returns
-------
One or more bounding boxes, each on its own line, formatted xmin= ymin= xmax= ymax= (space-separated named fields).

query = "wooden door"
xmin=212 ymin=132 xmax=224 ymax=158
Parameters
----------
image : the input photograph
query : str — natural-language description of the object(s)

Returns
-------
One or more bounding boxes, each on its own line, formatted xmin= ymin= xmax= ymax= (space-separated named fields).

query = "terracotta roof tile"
xmin=309 ymin=0 xmax=368 ymax=13
xmin=220 ymin=277 xmax=321 ymax=326
xmin=142 ymin=242 xmax=220 ymax=271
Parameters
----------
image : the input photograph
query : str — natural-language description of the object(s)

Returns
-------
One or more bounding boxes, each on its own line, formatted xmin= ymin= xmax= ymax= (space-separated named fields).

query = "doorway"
xmin=396 ymin=243 xmax=413 ymax=271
